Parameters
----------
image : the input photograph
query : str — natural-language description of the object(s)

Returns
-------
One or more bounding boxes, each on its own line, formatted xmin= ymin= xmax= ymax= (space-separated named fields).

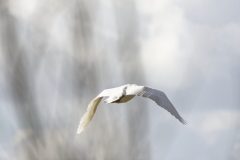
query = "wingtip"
xmin=76 ymin=128 xmax=84 ymax=134
xmin=181 ymin=119 xmax=188 ymax=125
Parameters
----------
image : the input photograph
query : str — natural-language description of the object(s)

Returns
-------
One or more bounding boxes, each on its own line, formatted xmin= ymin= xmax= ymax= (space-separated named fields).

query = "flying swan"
xmin=77 ymin=84 xmax=186 ymax=134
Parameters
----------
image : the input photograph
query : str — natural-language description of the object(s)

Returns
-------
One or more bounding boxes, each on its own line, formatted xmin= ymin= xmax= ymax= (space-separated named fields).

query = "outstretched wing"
xmin=77 ymin=97 xmax=103 ymax=134
xmin=77 ymin=86 xmax=125 ymax=134
xmin=127 ymin=85 xmax=187 ymax=125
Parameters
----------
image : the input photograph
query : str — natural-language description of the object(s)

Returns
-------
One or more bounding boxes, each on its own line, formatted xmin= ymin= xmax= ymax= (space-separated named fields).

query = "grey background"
xmin=0 ymin=0 xmax=239 ymax=160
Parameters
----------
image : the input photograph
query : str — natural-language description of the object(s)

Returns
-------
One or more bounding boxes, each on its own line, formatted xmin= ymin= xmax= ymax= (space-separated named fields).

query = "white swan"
xmin=77 ymin=84 xmax=186 ymax=134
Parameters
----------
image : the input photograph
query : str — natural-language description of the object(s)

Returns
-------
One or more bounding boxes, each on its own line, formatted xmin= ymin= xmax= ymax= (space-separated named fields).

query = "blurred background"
xmin=0 ymin=0 xmax=240 ymax=159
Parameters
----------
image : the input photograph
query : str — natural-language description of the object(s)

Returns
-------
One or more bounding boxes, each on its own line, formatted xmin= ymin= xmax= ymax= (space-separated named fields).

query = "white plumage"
xmin=77 ymin=84 xmax=186 ymax=134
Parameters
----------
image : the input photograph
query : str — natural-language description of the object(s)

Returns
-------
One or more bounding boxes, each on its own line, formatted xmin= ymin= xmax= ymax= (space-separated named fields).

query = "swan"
xmin=77 ymin=84 xmax=186 ymax=134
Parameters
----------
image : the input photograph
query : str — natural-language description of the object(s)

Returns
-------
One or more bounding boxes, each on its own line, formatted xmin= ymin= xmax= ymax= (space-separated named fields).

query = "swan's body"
xmin=77 ymin=84 xmax=186 ymax=134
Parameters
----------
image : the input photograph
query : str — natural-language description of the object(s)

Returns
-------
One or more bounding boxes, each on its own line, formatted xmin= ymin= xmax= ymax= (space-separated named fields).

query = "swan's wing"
xmin=127 ymin=85 xmax=187 ymax=125
xmin=77 ymin=86 xmax=125 ymax=134
xmin=77 ymin=97 xmax=103 ymax=134
xmin=97 ymin=86 xmax=124 ymax=97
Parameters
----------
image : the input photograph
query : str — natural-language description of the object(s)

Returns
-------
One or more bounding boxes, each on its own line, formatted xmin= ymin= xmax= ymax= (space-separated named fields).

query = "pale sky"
xmin=138 ymin=1 xmax=240 ymax=159
xmin=0 ymin=0 xmax=240 ymax=160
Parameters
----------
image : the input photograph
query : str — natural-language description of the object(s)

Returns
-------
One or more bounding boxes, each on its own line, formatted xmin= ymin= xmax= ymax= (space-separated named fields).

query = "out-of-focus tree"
xmin=0 ymin=0 xmax=150 ymax=160
xmin=113 ymin=1 xmax=149 ymax=159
